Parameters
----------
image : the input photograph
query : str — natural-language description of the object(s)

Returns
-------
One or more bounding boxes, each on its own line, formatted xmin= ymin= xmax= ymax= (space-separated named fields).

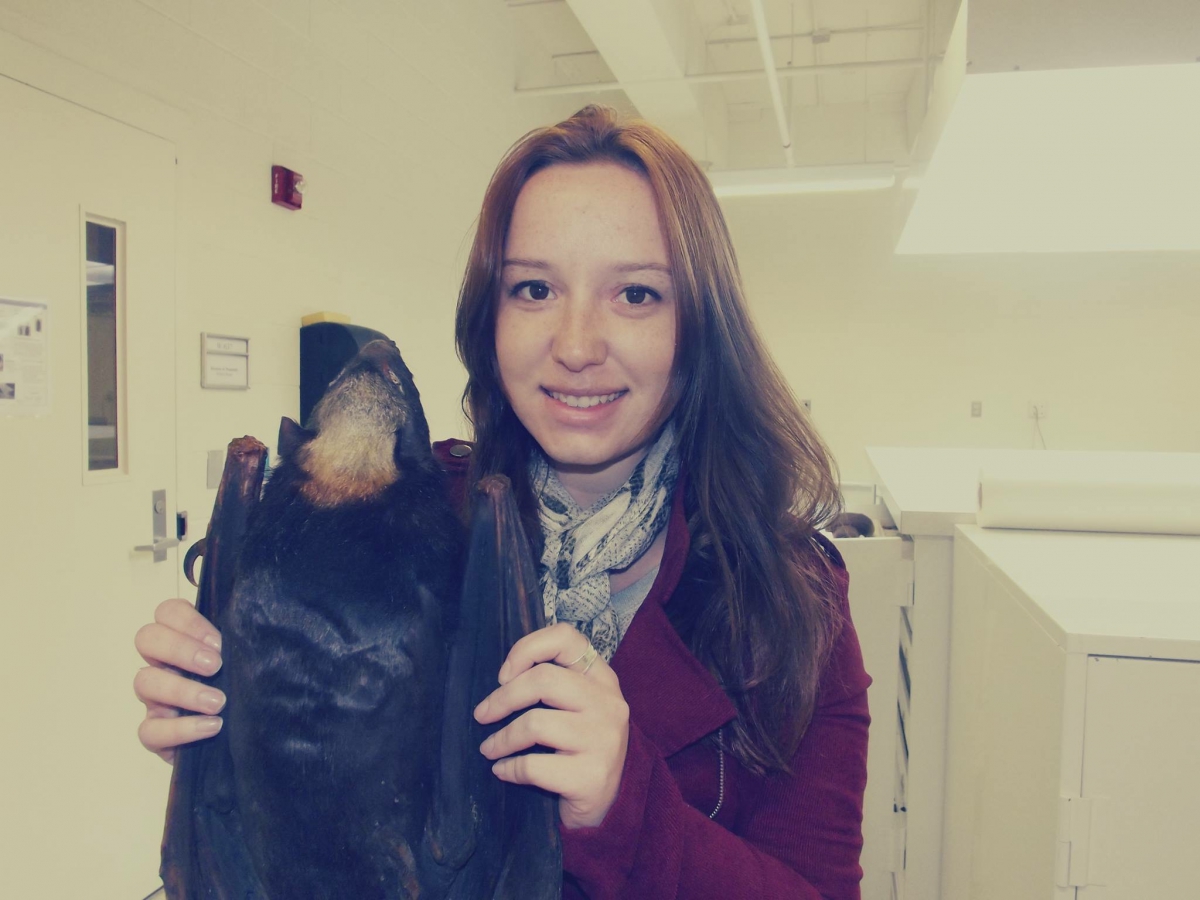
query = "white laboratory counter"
xmin=961 ymin=526 xmax=1200 ymax=660
xmin=865 ymin=446 xmax=1200 ymax=900
xmin=865 ymin=446 xmax=1010 ymax=900
xmin=867 ymin=447 xmax=1200 ymax=538
xmin=867 ymin=447 xmax=1007 ymax=537
xmin=947 ymin=525 xmax=1200 ymax=900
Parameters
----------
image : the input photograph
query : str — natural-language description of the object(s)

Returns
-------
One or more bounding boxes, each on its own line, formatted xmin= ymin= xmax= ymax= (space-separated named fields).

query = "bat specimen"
xmin=160 ymin=339 xmax=561 ymax=899
xmin=827 ymin=512 xmax=875 ymax=538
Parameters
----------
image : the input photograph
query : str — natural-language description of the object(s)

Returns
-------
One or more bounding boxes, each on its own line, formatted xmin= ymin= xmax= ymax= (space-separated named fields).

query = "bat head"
xmin=282 ymin=339 xmax=436 ymax=506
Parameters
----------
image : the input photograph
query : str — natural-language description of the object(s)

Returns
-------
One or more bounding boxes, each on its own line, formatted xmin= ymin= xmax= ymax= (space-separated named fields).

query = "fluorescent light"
xmin=709 ymin=164 xmax=896 ymax=197
xmin=897 ymin=63 xmax=1200 ymax=254
xmin=86 ymin=261 xmax=115 ymax=286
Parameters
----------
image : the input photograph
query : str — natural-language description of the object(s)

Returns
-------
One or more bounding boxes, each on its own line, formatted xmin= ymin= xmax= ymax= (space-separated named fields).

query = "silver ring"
xmin=566 ymin=641 xmax=599 ymax=674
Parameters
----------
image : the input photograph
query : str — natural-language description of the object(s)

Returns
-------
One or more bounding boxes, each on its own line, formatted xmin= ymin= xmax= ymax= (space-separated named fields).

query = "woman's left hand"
xmin=474 ymin=621 xmax=630 ymax=830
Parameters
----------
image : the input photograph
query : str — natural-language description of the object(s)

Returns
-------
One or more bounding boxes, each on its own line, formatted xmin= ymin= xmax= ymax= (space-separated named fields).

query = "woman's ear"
xmin=277 ymin=416 xmax=316 ymax=459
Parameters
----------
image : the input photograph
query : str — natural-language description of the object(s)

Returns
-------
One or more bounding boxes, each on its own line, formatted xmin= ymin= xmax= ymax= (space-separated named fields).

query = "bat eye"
xmin=387 ymin=371 xmax=400 ymax=385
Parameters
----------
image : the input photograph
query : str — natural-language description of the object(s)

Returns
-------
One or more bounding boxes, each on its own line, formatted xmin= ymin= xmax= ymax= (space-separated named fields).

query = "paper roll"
xmin=976 ymin=451 xmax=1200 ymax=535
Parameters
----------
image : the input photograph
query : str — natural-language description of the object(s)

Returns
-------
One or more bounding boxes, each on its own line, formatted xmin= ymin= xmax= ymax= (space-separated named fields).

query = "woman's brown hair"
xmin=455 ymin=105 xmax=844 ymax=775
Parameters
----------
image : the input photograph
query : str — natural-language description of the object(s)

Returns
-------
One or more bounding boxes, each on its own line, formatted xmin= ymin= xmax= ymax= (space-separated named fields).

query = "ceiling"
xmin=504 ymin=0 xmax=934 ymax=176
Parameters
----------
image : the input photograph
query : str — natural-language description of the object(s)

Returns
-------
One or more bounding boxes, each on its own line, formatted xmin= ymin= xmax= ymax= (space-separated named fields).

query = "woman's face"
xmin=495 ymin=161 xmax=676 ymax=488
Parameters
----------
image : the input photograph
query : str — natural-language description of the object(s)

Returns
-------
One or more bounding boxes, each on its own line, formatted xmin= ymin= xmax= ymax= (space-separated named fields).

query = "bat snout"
xmin=359 ymin=339 xmax=406 ymax=371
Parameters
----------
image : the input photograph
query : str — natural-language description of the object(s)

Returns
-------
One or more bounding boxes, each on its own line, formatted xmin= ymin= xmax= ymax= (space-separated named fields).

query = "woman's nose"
xmin=550 ymin=300 xmax=606 ymax=372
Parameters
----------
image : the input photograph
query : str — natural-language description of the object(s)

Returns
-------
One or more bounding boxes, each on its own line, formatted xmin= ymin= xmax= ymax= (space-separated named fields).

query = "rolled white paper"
xmin=976 ymin=451 xmax=1200 ymax=536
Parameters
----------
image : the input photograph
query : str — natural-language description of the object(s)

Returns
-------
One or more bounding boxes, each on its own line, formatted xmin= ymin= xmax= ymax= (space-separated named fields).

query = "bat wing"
xmin=160 ymin=436 xmax=269 ymax=900
xmin=425 ymin=475 xmax=562 ymax=900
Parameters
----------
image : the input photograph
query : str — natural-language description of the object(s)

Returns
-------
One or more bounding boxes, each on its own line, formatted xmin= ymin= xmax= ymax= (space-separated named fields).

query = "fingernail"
xmin=203 ymin=633 xmax=222 ymax=651
xmin=196 ymin=716 xmax=223 ymax=735
xmin=194 ymin=649 xmax=221 ymax=674
xmin=498 ymin=662 xmax=511 ymax=684
xmin=473 ymin=699 xmax=489 ymax=721
xmin=198 ymin=690 xmax=226 ymax=713
xmin=480 ymin=736 xmax=494 ymax=755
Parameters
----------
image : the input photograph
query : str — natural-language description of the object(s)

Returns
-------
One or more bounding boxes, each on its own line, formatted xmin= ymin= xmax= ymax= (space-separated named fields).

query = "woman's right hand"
xmin=133 ymin=597 xmax=226 ymax=764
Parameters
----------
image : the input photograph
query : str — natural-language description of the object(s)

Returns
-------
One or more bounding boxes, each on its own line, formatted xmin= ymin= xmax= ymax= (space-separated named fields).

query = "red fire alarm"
xmin=271 ymin=165 xmax=304 ymax=210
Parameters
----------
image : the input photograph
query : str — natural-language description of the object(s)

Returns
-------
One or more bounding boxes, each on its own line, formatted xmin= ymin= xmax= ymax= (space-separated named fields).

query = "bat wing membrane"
xmin=425 ymin=475 xmax=562 ymax=900
xmin=160 ymin=437 xmax=269 ymax=899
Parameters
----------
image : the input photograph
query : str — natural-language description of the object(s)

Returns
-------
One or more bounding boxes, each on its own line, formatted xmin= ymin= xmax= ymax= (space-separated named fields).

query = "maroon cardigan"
xmin=435 ymin=441 xmax=871 ymax=900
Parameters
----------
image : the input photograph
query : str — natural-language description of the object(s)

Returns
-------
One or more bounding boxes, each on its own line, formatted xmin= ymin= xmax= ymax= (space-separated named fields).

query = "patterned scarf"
xmin=531 ymin=423 xmax=680 ymax=661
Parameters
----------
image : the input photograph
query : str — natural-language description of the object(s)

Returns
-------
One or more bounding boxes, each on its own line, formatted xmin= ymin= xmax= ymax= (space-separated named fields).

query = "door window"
xmin=85 ymin=219 xmax=122 ymax=471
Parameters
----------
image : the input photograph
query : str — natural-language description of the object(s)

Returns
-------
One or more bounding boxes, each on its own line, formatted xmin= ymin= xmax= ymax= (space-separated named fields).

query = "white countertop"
xmin=866 ymin=447 xmax=1200 ymax=538
xmin=866 ymin=447 xmax=994 ymax=537
xmin=956 ymin=523 xmax=1200 ymax=659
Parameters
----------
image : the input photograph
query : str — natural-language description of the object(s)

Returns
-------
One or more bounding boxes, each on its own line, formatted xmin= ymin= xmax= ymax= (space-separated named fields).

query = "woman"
xmin=135 ymin=105 xmax=870 ymax=899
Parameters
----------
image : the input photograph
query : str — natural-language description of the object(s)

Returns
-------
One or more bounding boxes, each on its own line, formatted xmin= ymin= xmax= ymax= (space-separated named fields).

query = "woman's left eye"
xmin=620 ymin=286 xmax=660 ymax=305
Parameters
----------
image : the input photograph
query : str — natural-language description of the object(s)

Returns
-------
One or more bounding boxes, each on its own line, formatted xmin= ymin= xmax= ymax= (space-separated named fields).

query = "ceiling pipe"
xmin=708 ymin=162 xmax=896 ymax=197
xmin=515 ymin=57 xmax=925 ymax=96
xmin=749 ymin=0 xmax=793 ymax=167
xmin=706 ymin=21 xmax=924 ymax=47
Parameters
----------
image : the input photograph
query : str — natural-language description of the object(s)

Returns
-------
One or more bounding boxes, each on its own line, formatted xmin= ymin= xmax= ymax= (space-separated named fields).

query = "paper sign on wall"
xmin=0 ymin=298 xmax=51 ymax=416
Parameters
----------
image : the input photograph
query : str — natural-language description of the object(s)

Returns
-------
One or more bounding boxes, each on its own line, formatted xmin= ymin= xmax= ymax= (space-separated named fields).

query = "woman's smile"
xmin=544 ymin=388 xmax=627 ymax=409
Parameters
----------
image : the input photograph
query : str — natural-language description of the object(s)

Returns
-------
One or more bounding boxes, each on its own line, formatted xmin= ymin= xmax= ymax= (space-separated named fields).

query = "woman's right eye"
xmin=512 ymin=281 xmax=552 ymax=301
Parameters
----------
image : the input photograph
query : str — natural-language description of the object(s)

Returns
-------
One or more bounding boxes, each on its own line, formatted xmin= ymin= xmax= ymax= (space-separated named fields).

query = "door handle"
xmin=135 ymin=488 xmax=177 ymax=562
xmin=134 ymin=537 xmax=180 ymax=559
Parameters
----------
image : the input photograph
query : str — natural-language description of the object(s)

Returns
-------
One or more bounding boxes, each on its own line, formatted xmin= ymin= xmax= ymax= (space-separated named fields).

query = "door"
xmin=1080 ymin=654 xmax=1200 ymax=898
xmin=0 ymin=74 xmax=178 ymax=898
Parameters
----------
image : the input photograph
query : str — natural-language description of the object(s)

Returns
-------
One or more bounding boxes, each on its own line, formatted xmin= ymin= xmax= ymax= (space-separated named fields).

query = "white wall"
xmin=0 ymin=0 xmax=577 ymax=554
xmin=721 ymin=188 xmax=1200 ymax=483
xmin=4 ymin=0 xmax=1197 ymax=523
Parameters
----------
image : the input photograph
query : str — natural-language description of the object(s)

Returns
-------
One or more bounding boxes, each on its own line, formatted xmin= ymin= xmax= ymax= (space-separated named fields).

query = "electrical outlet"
xmin=971 ymin=401 xmax=982 ymax=418
xmin=1027 ymin=402 xmax=1048 ymax=420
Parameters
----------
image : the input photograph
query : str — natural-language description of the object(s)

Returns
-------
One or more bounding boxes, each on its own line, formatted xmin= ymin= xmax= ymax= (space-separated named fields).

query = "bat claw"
xmin=183 ymin=538 xmax=207 ymax=588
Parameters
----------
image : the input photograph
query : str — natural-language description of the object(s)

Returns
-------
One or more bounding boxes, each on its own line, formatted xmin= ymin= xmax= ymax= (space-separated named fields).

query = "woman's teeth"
xmin=548 ymin=390 xmax=623 ymax=409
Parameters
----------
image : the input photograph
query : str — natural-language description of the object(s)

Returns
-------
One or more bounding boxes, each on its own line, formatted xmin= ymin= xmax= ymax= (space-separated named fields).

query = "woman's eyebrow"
xmin=501 ymin=259 xmax=671 ymax=277
xmin=501 ymin=258 xmax=550 ymax=270
xmin=612 ymin=262 xmax=671 ymax=275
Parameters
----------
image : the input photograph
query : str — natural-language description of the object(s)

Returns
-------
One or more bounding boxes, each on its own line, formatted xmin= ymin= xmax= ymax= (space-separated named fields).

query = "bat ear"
xmin=278 ymin=416 xmax=316 ymax=459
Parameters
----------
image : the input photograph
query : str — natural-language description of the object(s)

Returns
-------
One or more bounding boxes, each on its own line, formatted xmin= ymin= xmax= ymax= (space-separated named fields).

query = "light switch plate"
xmin=207 ymin=450 xmax=224 ymax=489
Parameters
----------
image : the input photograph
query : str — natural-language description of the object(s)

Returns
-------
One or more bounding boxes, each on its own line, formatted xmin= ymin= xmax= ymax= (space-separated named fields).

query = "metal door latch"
xmin=134 ymin=488 xmax=180 ymax=562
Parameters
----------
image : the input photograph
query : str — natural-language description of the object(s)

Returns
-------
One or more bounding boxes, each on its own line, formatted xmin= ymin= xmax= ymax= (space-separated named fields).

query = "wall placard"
xmin=0 ymin=297 xmax=51 ymax=416
xmin=201 ymin=333 xmax=249 ymax=390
